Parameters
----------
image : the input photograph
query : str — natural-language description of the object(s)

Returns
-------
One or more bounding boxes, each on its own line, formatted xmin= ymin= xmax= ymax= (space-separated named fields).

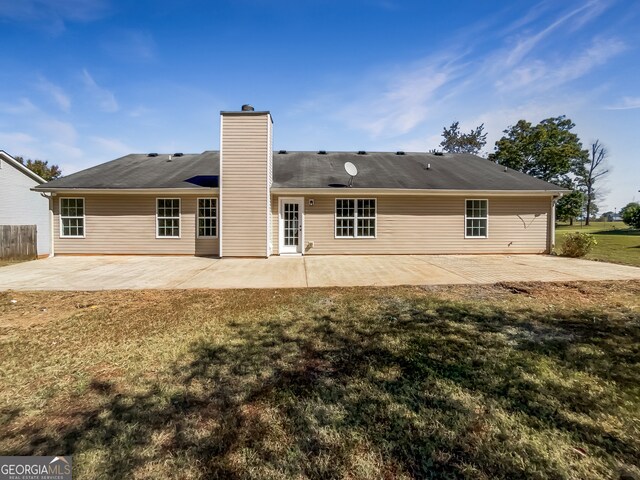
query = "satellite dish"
xmin=345 ymin=162 xmax=358 ymax=177
xmin=344 ymin=162 xmax=358 ymax=187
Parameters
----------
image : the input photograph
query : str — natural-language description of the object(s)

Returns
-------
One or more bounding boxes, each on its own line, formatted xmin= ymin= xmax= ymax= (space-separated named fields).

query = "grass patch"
xmin=1 ymin=283 xmax=639 ymax=479
xmin=556 ymin=221 xmax=640 ymax=266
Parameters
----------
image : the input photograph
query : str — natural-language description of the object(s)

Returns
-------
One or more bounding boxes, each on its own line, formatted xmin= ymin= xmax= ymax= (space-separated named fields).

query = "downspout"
xmin=50 ymin=198 xmax=55 ymax=257
xmin=39 ymin=192 xmax=55 ymax=258
xmin=550 ymin=193 xmax=562 ymax=253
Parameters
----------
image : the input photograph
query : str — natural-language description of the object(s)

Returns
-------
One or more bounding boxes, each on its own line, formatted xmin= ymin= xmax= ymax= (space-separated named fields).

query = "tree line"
xmin=15 ymin=156 xmax=62 ymax=182
xmin=437 ymin=117 xmax=619 ymax=226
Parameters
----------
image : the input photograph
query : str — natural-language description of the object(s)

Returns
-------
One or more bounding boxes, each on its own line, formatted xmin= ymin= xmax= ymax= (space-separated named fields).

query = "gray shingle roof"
xmin=273 ymin=151 xmax=565 ymax=191
xmin=36 ymin=150 xmax=566 ymax=192
xmin=38 ymin=151 xmax=219 ymax=189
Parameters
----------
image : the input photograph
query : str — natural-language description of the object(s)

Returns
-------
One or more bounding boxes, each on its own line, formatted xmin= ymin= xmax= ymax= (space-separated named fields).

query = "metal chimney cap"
xmin=241 ymin=104 xmax=254 ymax=111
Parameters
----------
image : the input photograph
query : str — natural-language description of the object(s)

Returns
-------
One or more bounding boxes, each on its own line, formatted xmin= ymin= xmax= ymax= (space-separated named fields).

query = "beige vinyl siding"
xmin=220 ymin=114 xmax=270 ymax=257
xmin=267 ymin=119 xmax=273 ymax=255
xmin=273 ymin=195 xmax=551 ymax=255
xmin=53 ymin=194 xmax=219 ymax=256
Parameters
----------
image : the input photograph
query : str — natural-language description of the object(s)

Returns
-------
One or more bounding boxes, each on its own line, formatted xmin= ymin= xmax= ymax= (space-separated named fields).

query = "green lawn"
xmin=1 ymin=283 xmax=639 ymax=479
xmin=556 ymin=221 xmax=640 ymax=267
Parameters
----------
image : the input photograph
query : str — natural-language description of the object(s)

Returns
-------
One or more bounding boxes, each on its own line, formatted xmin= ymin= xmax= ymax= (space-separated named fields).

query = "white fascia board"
xmin=0 ymin=150 xmax=47 ymax=184
xmin=31 ymin=188 xmax=220 ymax=195
xmin=270 ymin=188 xmax=567 ymax=196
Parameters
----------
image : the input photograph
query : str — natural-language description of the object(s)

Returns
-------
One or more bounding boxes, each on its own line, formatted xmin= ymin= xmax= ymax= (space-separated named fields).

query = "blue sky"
xmin=1 ymin=0 xmax=639 ymax=211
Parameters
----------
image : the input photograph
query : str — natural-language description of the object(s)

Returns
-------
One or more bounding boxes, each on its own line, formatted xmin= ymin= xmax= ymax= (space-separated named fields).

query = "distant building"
xmin=0 ymin=150 xmax=51 ymax=256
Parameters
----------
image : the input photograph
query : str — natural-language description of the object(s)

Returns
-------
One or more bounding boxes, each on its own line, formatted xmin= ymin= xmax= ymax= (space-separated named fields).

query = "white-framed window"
xmin=156 ymin=198 xmax=180 ymax=238
xmin=335 ymin=198 xmax=376 ymax=238
xmin=60 ymin=197 xmax=85 ymax=238
xmin=197 ymin=198 xmax=217 ymax=238
xmin=465 ymin=199 xmax=488 ymax=238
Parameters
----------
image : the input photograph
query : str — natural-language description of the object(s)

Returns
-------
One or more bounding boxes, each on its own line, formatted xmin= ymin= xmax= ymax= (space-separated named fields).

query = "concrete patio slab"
xmin=178 ymin=256 xmax=307 ymax=289
xmin=304 ymin=255 xmax=471 ymax=287
xmin=0 ymin=254 xmax=638 ymax=291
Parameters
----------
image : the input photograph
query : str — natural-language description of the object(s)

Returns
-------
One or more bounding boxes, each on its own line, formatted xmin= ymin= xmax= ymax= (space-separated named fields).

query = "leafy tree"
xmin=556 ymin=189 xmax=584 ymax=225
xmin=489 ymin=116 xmax=589 ymax=185
xmin=621 ymin=202 xmax=640 ymax=229
xmin=600 ymin=211 xmax=615 ymax=222
xmin=578 ymin=140 xmax=609 ymax=225
xmin=439 ymin=121 xmax=487 ymax=155
xmin=15 ymin=156 xmax=62 ymax=181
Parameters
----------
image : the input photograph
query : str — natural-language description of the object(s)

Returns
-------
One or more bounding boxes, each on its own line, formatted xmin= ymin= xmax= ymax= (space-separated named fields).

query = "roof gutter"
xmin=31 ymin=187 xmax=220 ymax=194
xmin=270 ymin=188 xmax=569 ymax=196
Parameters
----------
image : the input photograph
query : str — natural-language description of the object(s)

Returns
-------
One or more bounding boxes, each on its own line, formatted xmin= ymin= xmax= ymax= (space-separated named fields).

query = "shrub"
xmin=621 ymin=202 xmax=640 ymax=229
xmin=560 ymin=232 xmax=597 ymax=257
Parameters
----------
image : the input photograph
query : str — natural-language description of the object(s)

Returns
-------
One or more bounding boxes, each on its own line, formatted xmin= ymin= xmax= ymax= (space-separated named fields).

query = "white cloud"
xmin=38 ymin=118 xmax=78 ymax=145
xmin=128 ymin=106 xmax=152 ymax=118
xmin=0 ymin=131 xmax=41 ymax=160
xmin=48 ymin=141 xmax=83 ymax=159
xmin=81 ymin=69 xmax=119 ymax=113
xmin=605 ymin=96 xmax=640 ymax=110
xmin=502 ymin=0 xmax=610 ymax=68
xmin=0 ymin=98 xmax=83 ymax=165
xmin=0 ymin=131 xmax=37 ymax=146
xmin=0 ymin=98 xmax=38 ymax=115
xmin=304 ymin=0 xmax=617 ymax=145
xmin=0 ymin=0 xmax=110 ymax=33
xmin=102 ymin=30 xmax=156 ymax=61
xmin=398 ymin=136 xmax=438 ymax=153
xmin=36 ymin=76 xmax=71 ymax=112
xmin=90 ymin=136 xmax=135 ymax=156
xmin=553 ymin=37 xmax=626 ymax=82
xmin=496 ymin=36 xmax=626 ymax=92
xmin=335 ymin=56 xmax=465 ymax=138
xmin=500 ymin=1 xmax=553 ymax=35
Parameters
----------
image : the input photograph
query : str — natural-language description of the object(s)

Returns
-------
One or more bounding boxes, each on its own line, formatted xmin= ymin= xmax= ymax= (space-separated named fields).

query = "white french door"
xmin=279 ymin=197 xmax=304 ymax=254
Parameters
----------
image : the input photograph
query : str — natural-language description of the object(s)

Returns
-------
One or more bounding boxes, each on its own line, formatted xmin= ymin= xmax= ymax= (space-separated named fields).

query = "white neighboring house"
xmin=0 ymin=150 xmax=51 ymax=257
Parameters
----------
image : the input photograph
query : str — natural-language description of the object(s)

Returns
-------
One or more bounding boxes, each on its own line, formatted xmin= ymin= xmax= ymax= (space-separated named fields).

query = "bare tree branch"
xmin=583 ymin=140 xmax=610 ymax=225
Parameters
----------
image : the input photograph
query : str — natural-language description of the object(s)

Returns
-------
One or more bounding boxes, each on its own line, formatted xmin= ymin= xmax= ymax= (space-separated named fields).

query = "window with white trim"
xmin=335 ymin=198 xmax=376 ymax=238
xmin=197 ymin=198 xmax=217 ymax=237
xmin=157 ymin=198 xmax=180 ymax=238
xmin=60 ymin=198 xmax=85 ymax=238
xmin=465 ymin=199 xmax=488 ymax=238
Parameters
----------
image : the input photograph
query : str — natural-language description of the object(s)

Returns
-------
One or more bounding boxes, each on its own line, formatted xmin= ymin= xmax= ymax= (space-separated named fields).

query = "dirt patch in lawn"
xmin=0 ymin=290 xmax=143 ymax=330
xmin=425 ymin=280 xmax=638 ymax=306
xmin=1 ymin=281 xmax=639 ymax=479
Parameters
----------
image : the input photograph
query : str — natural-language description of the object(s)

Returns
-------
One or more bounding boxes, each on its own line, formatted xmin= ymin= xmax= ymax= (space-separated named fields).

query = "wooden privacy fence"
xmin=0 ymin=225 xmax=37 ymax=260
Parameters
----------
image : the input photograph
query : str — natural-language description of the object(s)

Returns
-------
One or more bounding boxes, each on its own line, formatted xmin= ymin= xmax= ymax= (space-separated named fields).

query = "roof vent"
xmin=504 ymin=166 xmax=508 ymax=172
xmin=148 ymin=153 xmax=158 ymax=157
xmin=318 ymin=150 xmax=327 ymax=155
xmin=241 ymin=104 xmax=254 ymax=111
xmin=357 ymin=150 xmax=367 ymax=155
xmin=278 ymin=150 xmax=287 ymax=154
xmin=174 ymin=152 xmax=184 ymax=157
xmin=396 ymin=151 xmax=405 ymax=155
xmin=426 ymin=163 xmax=431 ymax=170
xmin=433 ymin=151 xmax=444 ymax=156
